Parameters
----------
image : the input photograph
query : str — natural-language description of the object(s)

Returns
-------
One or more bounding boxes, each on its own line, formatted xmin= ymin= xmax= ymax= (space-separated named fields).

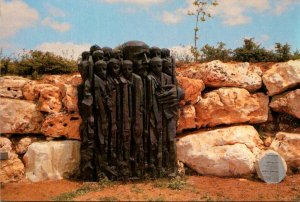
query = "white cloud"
xmin=45 ymin=3 xmax=66 ymax=18
xmin=35 ymin=42 xmax=91 ymax=60
xmin=0 ymin=0 xmax=39 ymax=38
xmin=273 ymin=0 xmax=298 ymax=15
xmin=101 ymin=0 xmax=167 ymax=6
xmin=160 ymin=0 xmax=299 ymax=26
xmin=42 ymin=17 xmax=71 ymax=32
xmin=161 ymin=11 xmax=184 ymax=24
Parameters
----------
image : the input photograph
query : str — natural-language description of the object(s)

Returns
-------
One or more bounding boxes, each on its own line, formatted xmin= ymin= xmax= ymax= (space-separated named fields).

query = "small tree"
xmin=275 ymin=42 xmax=292 ymax=62
xmin=188 ymin=0 xmax=218 ymax=61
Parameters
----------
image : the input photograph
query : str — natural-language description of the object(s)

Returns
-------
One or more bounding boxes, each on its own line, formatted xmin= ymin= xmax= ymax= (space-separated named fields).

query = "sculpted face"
xmin=150 ymin=57 xmax=162 ymax=76
xmin=163 ymin=59 xmax=172 ymax=76
xmin=92 ymin=50 xmax=104 ymax=62
xmin=94 ymin=61 xmax=107 ymax=79
xmin=161 ymin=48 xmax=170 ymax=58
xmin=108 ymin=59 xmax=120 ymax=77
xmin=122 ymin=60 xmax=133 ymax=80
xmin=150 ymin=47 xmax=161 ymax=58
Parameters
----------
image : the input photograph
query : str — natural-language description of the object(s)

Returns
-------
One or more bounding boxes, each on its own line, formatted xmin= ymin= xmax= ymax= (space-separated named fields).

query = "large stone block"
xmin=195 ymin=87 xmax=269 ymax=128
xmin=62 ymin=84 xmax=78 ymax=112
xmin=270 ymin=89 xmax=300 ymax=119
xmin=23 ymin=141 xmax=80 ymax=182
xmin=0 ymin=98 xmax=43 ymax=134
xmin=0 ymin=137 xmax=25 ymax=183
xmin=177 ymin=105 xmax=196 ymax=133
xmin=38 ymin=85 xmax=62 ymax=113
xmin=270 ymin=132 xmax=300 ymax=173
xmin=179 ymin=60 xmax=262 ymax=92
xmin=177 ymin=125 xmax=263 ymax=177
xmin=262 ymin=60 xmax=300 ymax=96
xmin=41 ymin=113 xmax=82 ymax=140
xmin=177 ymin=76 xmax=205 ymax=105
xmin=0 ymin=76 xmax=30 ymax=99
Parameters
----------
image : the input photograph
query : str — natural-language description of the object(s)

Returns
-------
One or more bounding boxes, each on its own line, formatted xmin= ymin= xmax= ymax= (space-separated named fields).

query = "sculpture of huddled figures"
xmin=122 ymin=60 xmax=144 ymax=178
xmin=78 ymin=41 xmax=184 ymax=181
xmin=93 ymin=60 xmax=114 ymax=179
xmin=78 ymin=49 xmax=95 ymax=181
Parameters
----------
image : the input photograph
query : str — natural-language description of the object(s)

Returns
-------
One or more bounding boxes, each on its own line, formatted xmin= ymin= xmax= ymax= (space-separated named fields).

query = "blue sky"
xmin=1 ymin=0 xmax=300 ymax=59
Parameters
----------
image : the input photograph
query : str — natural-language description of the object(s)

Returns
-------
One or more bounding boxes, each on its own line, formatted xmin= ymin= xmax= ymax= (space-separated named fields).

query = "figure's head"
xmin=108 ymin=58 xmax=120 ymax=77
xmin=94 ymin=60 xmax=107 ymax=79
xmin=90 ymin=44 xmax=101 ymax=55
xmin=133 ymin=60 xmax=148 ymax=77
xmin=163 ymin=58 xmax=172 ymax=76
xmin=122 ymin=60 xmax=133 ymax=80
xmin=78 ymin=60 xmax=89 ymax=81
xmin=150 ymin=46 xmax=161 ymax=58
xmin=150 ymin=57 xmax=162 ymax=76
xmin=161 ymin=48 xmax=170 ymax=58
xmin=111 ymin=49 xmax=123 ymax=60
xmin=102 ymin=47 xmax=113 ymax=61
xmin=92 ymin=50 xmax=104 ymax=62
xmin=81 ymin=51 xmax=90 ymax=61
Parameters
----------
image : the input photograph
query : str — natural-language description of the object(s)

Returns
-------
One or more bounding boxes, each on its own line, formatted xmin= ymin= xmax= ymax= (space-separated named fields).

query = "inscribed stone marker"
xmin=256 ymin=150 xmax=287 ymax=184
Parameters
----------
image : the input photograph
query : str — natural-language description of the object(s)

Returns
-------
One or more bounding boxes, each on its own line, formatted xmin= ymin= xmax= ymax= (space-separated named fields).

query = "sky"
xmin=0 ymin=0 xmax=300 ymax=59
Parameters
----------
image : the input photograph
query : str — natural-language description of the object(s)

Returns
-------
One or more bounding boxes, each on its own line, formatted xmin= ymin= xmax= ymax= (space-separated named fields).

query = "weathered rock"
xmin=38 ymin=85 xmax=62 ymax=113
xmin=177 ymin=76 xmax=205 ymax=105
xmin=277 ymin=113 xmax=300 ymax=133
xmin=177 ymin=125 xmax=263 ymax=177
xmin=22 ymin=81 xmax=42 ymax=101
xmin=23 ymin=141 xmax=80 ymax=182
xmin=195 ymin=87 xmax=269 ymax=128
xmin=62 ymin=84 xmax=78 ymax=112
xmin=0 ymin=76 xmax=30 ymax=99
xmin=177 ymin=105 xmax=196 ymax=133
xmin=270 ymin=89 xmax=300 ymax=119
xmin=41 ymin=113 xmax=82 ymax=140
xmin=0 ymin=98 xmax=43 ymax=134
xmin=42 ymin=74 xmax=82 ymax=86
xmin=15 ymin=137 xmax=38 ymax=155
xmin=0 ymin=137 xmax=25 ymax=183
xmin=180 ymin=60 xmax=262 ymax=92
xmin=262 ymin=60 xmax=300 ymax=96
xmin=270 ymin=132 xmax=300 ymax=173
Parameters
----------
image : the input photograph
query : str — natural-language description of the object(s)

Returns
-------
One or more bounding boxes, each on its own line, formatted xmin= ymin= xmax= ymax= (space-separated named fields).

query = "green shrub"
xmin=0 ymin=50 xmax=77 ymax=78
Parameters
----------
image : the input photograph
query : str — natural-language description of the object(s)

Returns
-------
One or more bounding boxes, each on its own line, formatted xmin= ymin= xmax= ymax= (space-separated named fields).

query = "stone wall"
xmin=1 ymin=60 xmax=299 ymax=183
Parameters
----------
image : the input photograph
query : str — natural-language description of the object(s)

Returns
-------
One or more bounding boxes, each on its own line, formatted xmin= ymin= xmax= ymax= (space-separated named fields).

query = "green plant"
xmin=131 ymin=184 xmax=143 ymax=193
xmin=98 ymin=196 xmax=118 ymax=201
xmin=188 ymin=0 xmax=218 ymax=61
xmin=52 ymin=184 xmax=99 ymax=201
xmin=167 ymin=177 xmax=187 ymax=191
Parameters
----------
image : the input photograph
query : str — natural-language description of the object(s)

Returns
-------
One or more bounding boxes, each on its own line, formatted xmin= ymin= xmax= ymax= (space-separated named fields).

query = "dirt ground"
xmin=1 ymin=174 xmax=300 ymax=201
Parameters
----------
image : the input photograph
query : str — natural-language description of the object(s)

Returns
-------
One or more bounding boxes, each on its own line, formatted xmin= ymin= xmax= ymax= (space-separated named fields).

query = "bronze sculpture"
xmin=78 ymin=41 xmax=183 ymax=181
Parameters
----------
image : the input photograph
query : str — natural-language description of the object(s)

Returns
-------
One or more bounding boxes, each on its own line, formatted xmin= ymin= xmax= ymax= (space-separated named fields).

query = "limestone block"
xmin=177 ymin=125 xmax=263 ymax=177
xmin=262 ymin=60 xmax=300 ymax=96
xmin=0 ymin=76 xmax=30 ymax=99
xmin=195 ymin=87 xmax=269 ymax=128
xmin=41 ymin=113 xmax=82 ymax=140
xmin=180 ymin=60 xmax=262 ymax=92
xmin=0 ymin=98 xmax=43 ymax=134
xmin=23 ymin=141 xmax=80 ymax=182
xmin=270 ymin=89 xmax=300 ymax=119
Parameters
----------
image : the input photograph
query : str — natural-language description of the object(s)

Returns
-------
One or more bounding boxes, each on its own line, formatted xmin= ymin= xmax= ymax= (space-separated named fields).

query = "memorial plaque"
xmin=0 ymin=151 xmax=8 ymax=160
xmin=256 ymin=150 xmax=287 ymax=184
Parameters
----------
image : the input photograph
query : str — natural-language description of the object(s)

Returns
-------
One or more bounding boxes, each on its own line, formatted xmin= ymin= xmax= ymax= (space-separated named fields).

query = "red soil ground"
xmin=1 ymin=174 xmax=300 ymax=201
